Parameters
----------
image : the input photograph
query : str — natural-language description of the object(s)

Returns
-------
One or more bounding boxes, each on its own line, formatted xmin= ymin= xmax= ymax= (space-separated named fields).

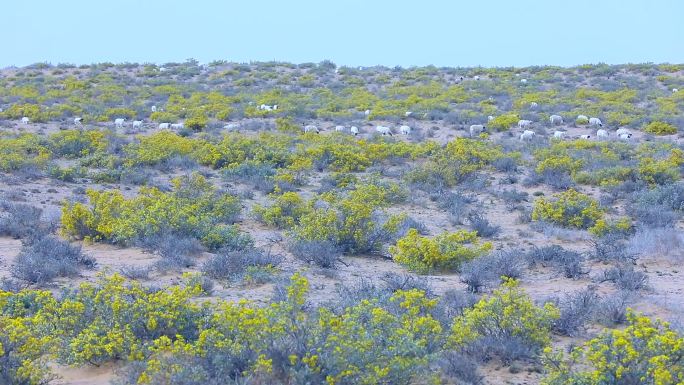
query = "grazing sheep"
xmin=521 ymin=78 xmax=528 ymax=83
xmin=597 ymin=129 xmax=609 ymax=139
xmin=223 ymin=123 xmax=239 ymax=130
xmin=488 ymin=115 xmax=495 ymax=122
xmin=132 ymin=120 xmax=143 ymax=129
xmin=151 ymin=105 xmax=157 ymax=112
xmin=618 ymin=133 xmax=633 ymax=140
xmin=589 ymin=117 xmax=603 ymax=127
xmin=673 ymin=88 xmax=679 ymax=93
xmin=553 ymin=131 xmax=566 ymax=139
xmin=74 ymin=117 xmax=83 ymax=126
xmin=158 ymin=123 xmax=170 ymax=129
xmin=273 ymin=104 xmax=278 ymax=110
xmin=364 ymin=109 xmax=371 ymax=116
xmin=171 ymin=123 xmax=185 ymax=129
xmin=550 ymin=115 xmax=563 ymax=125
xmin=114 ymin=118 xmax=125 ymax=128
xmin=399 ymin=125 xmax=411 ymax=135
xmin=21 ymin=117 xmax=30 ymax=124
xmin=469 ymin=124 xmax=486 ymax=137
xmin=376 ymin=125 xmax=393 ymax=136
xmin=517 ymin=119 xmax=533 ymax=129
xmin=304 ymin=125 xmax=320 ymax=134
xmin=577 ymin=114 xmax=589 ymax=122
xmin=350 ymin=126 xmax=359 ymax=136
xmin=530 ymin=101 xmax=538 ymax=108
xmin=520 ymin=130 xmax=536 ymax=141
xmin=335 ymin=125 xmax=345 ymax=132
xmin=474 ymin=75 xmax=480 ymax=80
xmin=405 ymin=111 xmax=412 ymax=117
xmin=616 ymin=128 xmax=631 ymax=136
xmin=579 ymin=134 xmax=592 ymax=140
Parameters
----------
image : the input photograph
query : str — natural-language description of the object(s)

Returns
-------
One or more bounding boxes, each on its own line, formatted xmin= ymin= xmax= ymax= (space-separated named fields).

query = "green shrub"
xmin=643 ymin=121 xmax=678 ymax=135
xmin=150 ymin=111 xmax=179 ymax=123
xmin=185 ymin=111 xmax=208 ymax=130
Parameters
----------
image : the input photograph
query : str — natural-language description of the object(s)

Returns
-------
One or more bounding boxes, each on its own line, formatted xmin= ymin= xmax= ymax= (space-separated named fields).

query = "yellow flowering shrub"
xmin=0 ymin=134 xmax=51 ymax=172
xmin=391 ymin=229 xmax=492 ymax=274
xmin=488 ymin=113 xmax=519 ymax=131
xmin=532 ymin=189 xmax=604 ymax=230
xmin=61 ymin=173 xmax=241 ymax=248
xmin=542 ymin=311 xmax=684 ymax=385
xmin=449 ymin=278 xmax=559 ymax=357
xmin=644 ymin=121 xmax=678 ymax=135
xmin=253 ymin=191 xmax=312 ymax=229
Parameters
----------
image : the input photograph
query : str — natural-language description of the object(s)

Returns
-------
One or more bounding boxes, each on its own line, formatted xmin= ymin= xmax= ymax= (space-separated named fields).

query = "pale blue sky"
xmin=3 ymin=0 xmax=682 ymax=68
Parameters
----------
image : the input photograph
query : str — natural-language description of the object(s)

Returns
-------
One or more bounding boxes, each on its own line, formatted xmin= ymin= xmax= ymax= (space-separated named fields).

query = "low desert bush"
xmin=201 ymin=247 xmax=282 ymax=282
xmin=467 ymin=212 xmax=501 ymax=238
xmin=528 ymin=245 xmax=588 ymax=279
xmin=551 ymin=287 xmax=599 ymax=336
xmin=599 ymin=264 xmax=648 ymax=291
xmin=288 ymin=239 xmax=341 ymax=269
xmin=460 ymin=250 xmax=525 ymax=292
xmin=11 ymin=235 xmax=95 ymax=285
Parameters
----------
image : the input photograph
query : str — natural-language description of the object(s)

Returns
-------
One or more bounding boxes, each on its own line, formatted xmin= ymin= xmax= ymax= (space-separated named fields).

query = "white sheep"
xmin=520 ymin=130 xmax=536 ymax=141
xmin=74 ymin=117 xmax=83 ymax=126
xmin=549 ymin=115 xmax=563 ymax=125
xmin=223 ymin=123 xmax=239 ymax=130
xmin=158 ymin=123 xmax=170 ymax=129
xmin=151 ymin=105 xmax=157 ymax=112
xmin=376 ymin=125 xmax=393 ymax=136
xmin=597 ymin=129 xmax=609 ymax=139
xmin=273 ymin=104 xmax=278 ymax=110
xmin=171 ymin=123 xmax=185 ymax=129
xmin=517 ymin=119 xmax=533 ymax=129
xmin=474 ymin=75 xmax=480 ymax=81
xmin=616 ymin=128 xmax=631 ymax=136
xmin=304 ymin=125 xmax=320 ymax=134
xmin=350 ymin=126 xmax=359 ymax=136
xmin=335 ymin=125 xmax=345 ymax=132
xmin=579 ymin=134 xmax=592 ymax=140
xmin=673 ymin=88 xmax=679 ymax=93
xmin=21 ymin=117 xmax=30 ymax=124
xmin=364 ymin=109 xmax=371 ymax=116
xmin=553 ymin=131 xmax=566 ymax=139
xmin=405 ymin=111 xmax=412 ymax=117
xmin=589 ymin=117 xmax=603 ymax=127
xmin=618 ymin=133 xmax=633 ymax=140
xmin=132 ymin=120 xmax=143 ymax=129
xmin=488 ymin=115 xmax=495 ymax=122
xmin=114 ymin=118 xmax=125 ymax=128
xmin=521 ymin=78 xmax=528 ymax=83
xmin=577 ymin=114 xmax=589 ymax=122
xmin=530 ymin=102 xmax=538 ymax=108
xmin=399 ymin=125 xmax=412 ymax=135
xmin=469 ymin=124 xmax=486 ymax=137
